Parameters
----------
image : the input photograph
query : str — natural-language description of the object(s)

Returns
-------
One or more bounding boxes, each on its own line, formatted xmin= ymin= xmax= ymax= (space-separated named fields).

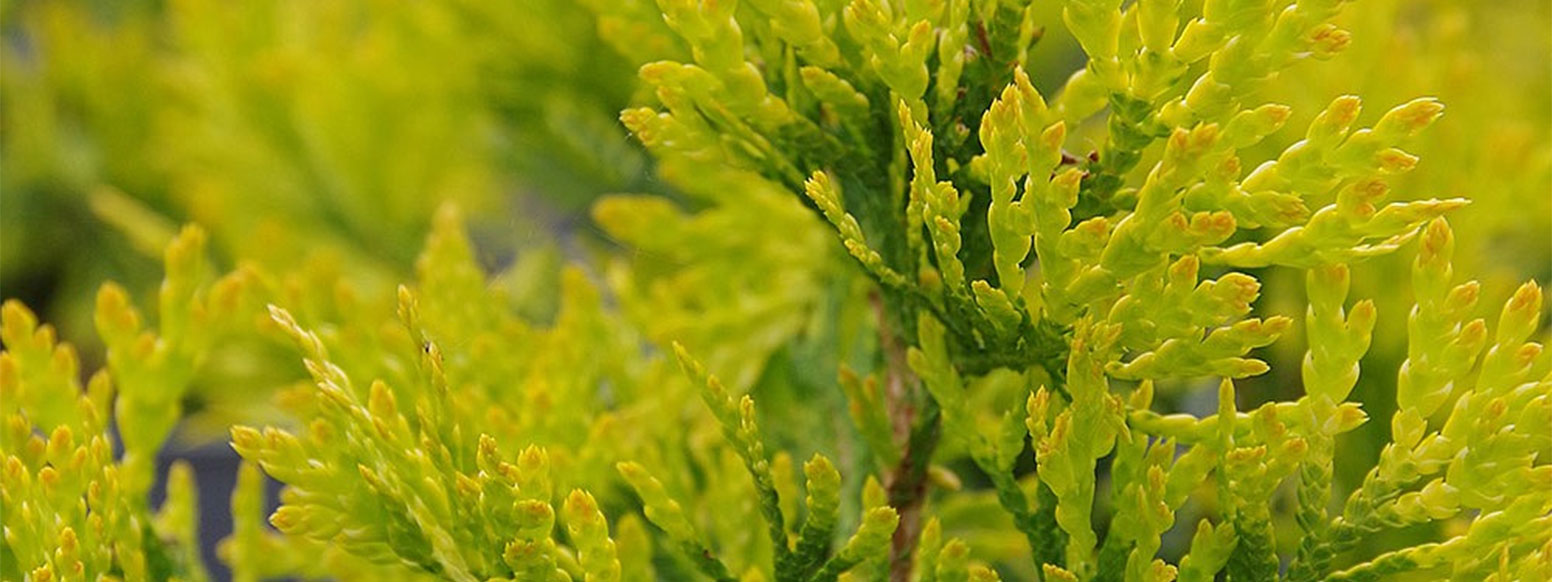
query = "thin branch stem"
xmin=870 ymin=292 xmax=941 ymax=582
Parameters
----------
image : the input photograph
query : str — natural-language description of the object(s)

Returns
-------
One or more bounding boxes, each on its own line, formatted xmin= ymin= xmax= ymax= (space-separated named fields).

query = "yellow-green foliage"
xmin=1 ymin=1 xmax=1549 ymax=582
xmin=0 ymin=0 xmax=642 ymax=337
xmin=1 ymin=226 xmax=254 ymax=581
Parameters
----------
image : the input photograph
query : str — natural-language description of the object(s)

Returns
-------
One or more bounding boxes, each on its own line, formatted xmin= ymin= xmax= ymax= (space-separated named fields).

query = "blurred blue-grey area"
xmin=150 ymin=442 xmax=281 ymax=582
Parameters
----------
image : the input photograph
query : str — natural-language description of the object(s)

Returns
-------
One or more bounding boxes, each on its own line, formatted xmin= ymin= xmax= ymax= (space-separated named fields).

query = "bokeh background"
xmin=1 ymin=0 xmax=1547 ymax=579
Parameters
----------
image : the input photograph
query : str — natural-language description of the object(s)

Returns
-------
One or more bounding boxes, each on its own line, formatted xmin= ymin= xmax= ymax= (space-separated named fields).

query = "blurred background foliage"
xmin=1 ymin=0 xmax=651 ymax=340
xmin=0 ymin=0 xmax=1547 ymax=578
xmin=0 ymin=0 xmax=666 ymax=441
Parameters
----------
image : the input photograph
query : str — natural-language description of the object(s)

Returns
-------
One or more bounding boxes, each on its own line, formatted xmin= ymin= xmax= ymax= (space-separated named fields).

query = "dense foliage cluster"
xmin=1 ymin=1 xmax=1548 ymax=581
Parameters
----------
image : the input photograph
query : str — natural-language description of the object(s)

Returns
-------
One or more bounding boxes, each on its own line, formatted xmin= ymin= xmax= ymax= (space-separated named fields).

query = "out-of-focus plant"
xmin=0 ymin=0 xmax=646 ymax=337
xmin=2 ymin=1 xmax=1549 ymax=582
xmin=1 ymin=0 xmax=658 ymax=441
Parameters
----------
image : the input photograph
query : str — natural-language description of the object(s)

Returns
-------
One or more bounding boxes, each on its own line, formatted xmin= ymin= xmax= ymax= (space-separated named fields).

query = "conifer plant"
xmin=2 ymin=1 xmax=1549 ymax=581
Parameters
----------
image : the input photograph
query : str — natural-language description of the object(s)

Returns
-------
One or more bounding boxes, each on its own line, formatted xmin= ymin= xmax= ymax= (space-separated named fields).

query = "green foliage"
xmin=2 ymin=1 xmax=1550 ymax=582
xmin=0 ymin=0 xmax=643 ymax=344
xmin=1 ymin=226 xmax=250 ymax=581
